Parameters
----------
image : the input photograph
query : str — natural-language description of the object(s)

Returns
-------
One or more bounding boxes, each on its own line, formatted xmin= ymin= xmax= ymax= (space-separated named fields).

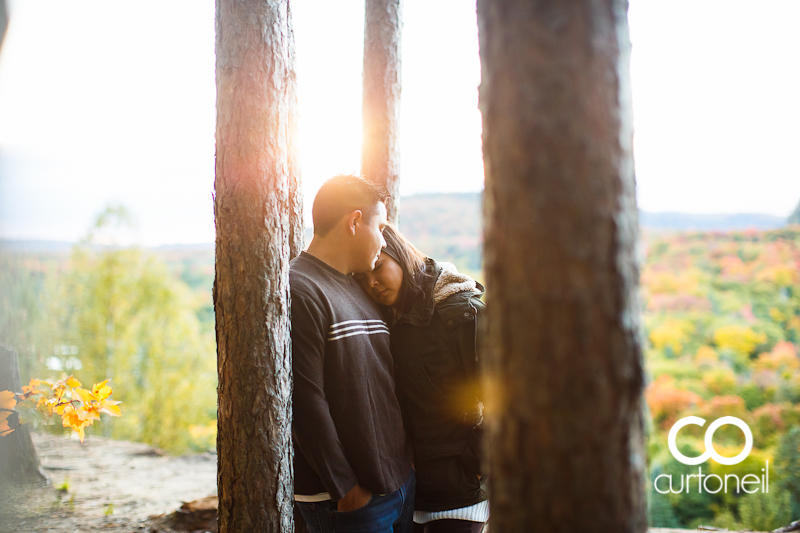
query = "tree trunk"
xmin=361 ymin=0 xmax=402 ymax=223
xmin=477 ymin=0 xmax=647 ymax=531
xmin=214 ymin=0 xmax=300 ymax=530
xmin=0 ymin=345 xmax=49 ymax=485
xmin=286 ymin=21 xmax=308 ymax=531
xmin=287 ymin=22 xmax=304 ymax=262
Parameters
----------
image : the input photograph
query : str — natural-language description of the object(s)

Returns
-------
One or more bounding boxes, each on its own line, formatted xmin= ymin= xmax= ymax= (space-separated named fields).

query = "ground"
xmin=0 ymin=432 xmax=775 ymax=532
xmin=0 ymin=432 xmax=216 ymax=533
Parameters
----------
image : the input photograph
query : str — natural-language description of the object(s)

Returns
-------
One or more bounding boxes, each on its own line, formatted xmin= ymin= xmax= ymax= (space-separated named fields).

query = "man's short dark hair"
xmin=312 ymin=174 xmax=390 ymax=237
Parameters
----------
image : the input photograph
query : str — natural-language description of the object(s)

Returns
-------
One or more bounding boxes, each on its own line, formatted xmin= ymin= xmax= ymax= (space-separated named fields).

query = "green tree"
xmin=0 ymin=250 xmax=62 ymax=383
xmin=3 ymin=207 xmax=216 ymax=453
xmin=664 ymin=444 xmax=720 ymax=526
xmin=647 ymin=464 xmax=681 ymax=527
xmin=59 ymin=209 xmax=216 ymax=452
xmin=738 ymin=490 xmax=792 ymax=531
xmin=775 ymin=427 xmax=800 ymax=518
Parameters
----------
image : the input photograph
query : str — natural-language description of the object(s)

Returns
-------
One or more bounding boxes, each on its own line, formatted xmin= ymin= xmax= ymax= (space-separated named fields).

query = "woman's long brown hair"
xmin=382 ymin=224 xmax=436 ymax=312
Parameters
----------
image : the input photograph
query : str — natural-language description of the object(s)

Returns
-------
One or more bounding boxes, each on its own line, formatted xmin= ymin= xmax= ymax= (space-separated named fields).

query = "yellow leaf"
xmin=100 ymin=403 xmax=122 ymax=417
xmin=61 ymin=409 xmax=78 ymax=428
xmin=22 ymin=379 xmax=43 ymax=395
xmin=0 ymin=390 xmax=16 ymax=410
xmin=91 ymin=380 xmax=112 ymax=401
xmin=73 ymin=387 xmax=96 ymax=405
xmin=65 ymin=376 xmax=81 ymax=389
xmin=77 ymin=406 xmax=100 ymax=421
xmin=0 ymin=417 xmax=13 ymax=436
xmin=62 ymin=407 xmax=93 ymax=438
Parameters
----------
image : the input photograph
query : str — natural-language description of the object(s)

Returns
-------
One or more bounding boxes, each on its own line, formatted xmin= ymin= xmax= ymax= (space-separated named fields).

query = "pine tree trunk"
xmin=287 ymin=23 xmax=304 ymax=262
xmin=477 ymin=0 xmax=647 ymax=531
xmin=362 ymin=0 xmax=402 ymax=223
xmin=214 ymin=0 xmax=300 ymax=530
xmin=0 ymin=345 xmax=48 ymax=485
xmin=285 ymin=25 xmax=307 ymax=531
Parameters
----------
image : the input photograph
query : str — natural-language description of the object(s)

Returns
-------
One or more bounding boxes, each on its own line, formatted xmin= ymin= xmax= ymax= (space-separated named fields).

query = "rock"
xmin=166 ymin=495 xmax=217 ymax=532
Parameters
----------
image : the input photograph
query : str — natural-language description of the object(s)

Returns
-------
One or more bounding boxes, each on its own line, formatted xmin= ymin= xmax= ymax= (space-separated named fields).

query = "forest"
xmin=1 ymin=201 xmax=799 ymax=530
xmin=641 ymin=225 xmax=800 ymax=529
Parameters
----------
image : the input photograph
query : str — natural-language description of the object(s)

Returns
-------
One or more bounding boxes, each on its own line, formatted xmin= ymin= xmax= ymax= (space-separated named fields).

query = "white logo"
xmin=668 ymin=416 xmax=753 ymax=466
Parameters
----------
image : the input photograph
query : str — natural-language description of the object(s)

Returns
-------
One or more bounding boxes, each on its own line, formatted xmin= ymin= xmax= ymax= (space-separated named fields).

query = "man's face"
xmin=350 ymin=201 xmax=387 ymax=274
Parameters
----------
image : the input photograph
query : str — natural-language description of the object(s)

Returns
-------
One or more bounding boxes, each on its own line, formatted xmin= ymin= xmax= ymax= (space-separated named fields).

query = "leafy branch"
xmin=0 ymin=376 xmax=122 ymax=442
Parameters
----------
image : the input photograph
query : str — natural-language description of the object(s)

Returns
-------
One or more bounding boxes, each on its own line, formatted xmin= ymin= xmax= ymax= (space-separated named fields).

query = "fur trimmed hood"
xmin=433 ymin=262 xmax=482 ymax=305
xmin=394 ymin=259 xmax=483 ymax=328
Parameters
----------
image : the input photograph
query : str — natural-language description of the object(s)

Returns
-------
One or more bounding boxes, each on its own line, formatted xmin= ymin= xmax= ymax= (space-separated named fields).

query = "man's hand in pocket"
xmin=337 ymin=484 xmax=372 ymax=512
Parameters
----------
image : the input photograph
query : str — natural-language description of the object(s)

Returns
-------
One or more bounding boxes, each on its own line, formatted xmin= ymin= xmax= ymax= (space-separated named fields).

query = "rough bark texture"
xmin=214 ymin=0 xmax=301 ymax=531
xmin=0 ymin=345 xmax=49 ymax=485
xmin=362 ymin=0 xmax=402 ymax=223
xmin=287 ymin=16 xmax=304 ymax=262
xmin=477 ymin=0 xmax=647 ymax=531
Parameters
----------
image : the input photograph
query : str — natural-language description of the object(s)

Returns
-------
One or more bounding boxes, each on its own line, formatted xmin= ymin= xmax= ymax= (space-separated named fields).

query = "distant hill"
xmin=396 ymin=193 xmax=788 ymax=271
xmin=638 ymin=211 xmax=786 ymax=231
xmin=2 ymin=193 xmax=788 ymax=276
xmin=401 ymin=191 xmax=787 ymax=231
xmin=398 ymin=193 xmax=482 ymax=273
xmin=789 ymin=198 xmax=800 ymax=225
xmin=0 ymin=240 xmax=216 ymax=255
xmin=0 ymin=239 xmax=74 ymax=254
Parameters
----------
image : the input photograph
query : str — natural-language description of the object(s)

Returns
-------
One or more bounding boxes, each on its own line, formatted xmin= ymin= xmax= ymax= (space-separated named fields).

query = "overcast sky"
xmin=0 ymin=0 xmax=798 ymax=245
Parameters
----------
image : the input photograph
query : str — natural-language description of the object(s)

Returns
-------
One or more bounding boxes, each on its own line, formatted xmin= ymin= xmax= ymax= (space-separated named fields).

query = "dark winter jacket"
xmin=389 ymin=258 xmax=488 ymax=512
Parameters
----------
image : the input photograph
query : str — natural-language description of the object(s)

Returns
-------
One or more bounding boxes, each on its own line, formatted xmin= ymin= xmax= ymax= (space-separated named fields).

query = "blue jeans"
xmin=297 ymin=469 xmax=416 ymax=533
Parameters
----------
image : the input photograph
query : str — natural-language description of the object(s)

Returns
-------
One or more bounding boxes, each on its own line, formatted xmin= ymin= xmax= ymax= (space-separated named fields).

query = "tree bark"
xmin=287 ymin=18 xmax=304 ymax=262
xmin=286 ymin=22 xmax=308 ymax=531
xmin=361 ymin=0 xmax=402 ymax=223
xmin=214 ymin=0 xmax=300 ymax=530
xmin=0 ymin=345 xmax=49 ymax=485
xmin=477 ymin=0 xmax=647 ymax=531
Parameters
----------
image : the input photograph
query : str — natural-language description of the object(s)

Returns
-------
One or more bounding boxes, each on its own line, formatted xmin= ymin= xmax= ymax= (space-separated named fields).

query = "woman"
xmin=354 ymin=225 xmax=488 ymax=533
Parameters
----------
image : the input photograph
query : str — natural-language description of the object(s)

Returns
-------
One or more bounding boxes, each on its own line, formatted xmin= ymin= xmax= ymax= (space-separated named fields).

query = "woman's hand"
xmin=337 ymin=484 xmax=372 ymax=512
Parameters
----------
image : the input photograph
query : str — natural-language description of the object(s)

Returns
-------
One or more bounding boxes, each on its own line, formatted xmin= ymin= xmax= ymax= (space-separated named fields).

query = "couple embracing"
xmin=291 ymin=175 xmax=488 ymax=533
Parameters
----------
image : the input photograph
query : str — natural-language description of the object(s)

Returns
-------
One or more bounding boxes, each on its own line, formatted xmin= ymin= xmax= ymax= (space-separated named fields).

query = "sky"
xmin=0 ymin=0 xmax=798 ymax=245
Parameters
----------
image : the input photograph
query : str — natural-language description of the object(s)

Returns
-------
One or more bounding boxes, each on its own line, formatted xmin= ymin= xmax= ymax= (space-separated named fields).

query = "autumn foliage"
xmin=645 ymin=375 xmax=703 ymax=430
xmin=0 ymin=376 xmax=121 ymax=441
xmin=641 ymin=226 xmax=800 ymax=528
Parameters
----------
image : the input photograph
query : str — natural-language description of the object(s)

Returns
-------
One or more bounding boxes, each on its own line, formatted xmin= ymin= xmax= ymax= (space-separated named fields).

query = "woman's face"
xmin=355 ymin=252 xmax=404 ymax=307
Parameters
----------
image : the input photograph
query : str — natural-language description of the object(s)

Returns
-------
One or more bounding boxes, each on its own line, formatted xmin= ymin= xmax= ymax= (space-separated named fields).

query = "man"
xmin=291 ymin=174 xmax=415 ymax=532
